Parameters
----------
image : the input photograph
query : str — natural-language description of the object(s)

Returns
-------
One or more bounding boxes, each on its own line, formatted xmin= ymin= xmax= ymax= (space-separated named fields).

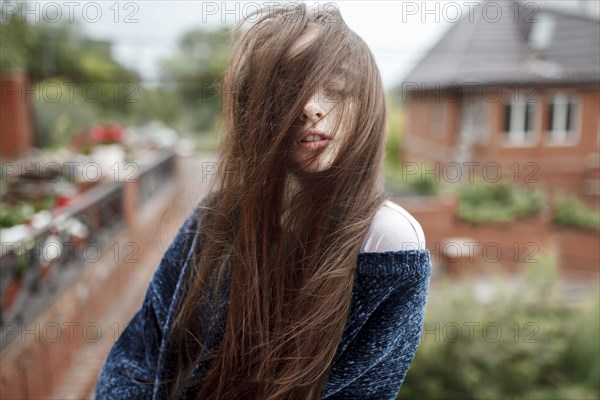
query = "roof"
xmin=402 ymin=0 xmax=600 ymax=89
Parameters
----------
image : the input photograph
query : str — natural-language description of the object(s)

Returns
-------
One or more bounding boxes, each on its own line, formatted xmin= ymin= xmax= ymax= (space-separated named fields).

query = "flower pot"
xmin=91 ymin=144 xmax=126 ymax=182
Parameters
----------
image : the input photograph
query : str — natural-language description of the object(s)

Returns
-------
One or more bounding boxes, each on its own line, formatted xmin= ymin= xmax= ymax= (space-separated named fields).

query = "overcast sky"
xmin=47 ymin=0 xmax=597 ymax=89
xmin=72 ymin=1 xmax=452 ymax=89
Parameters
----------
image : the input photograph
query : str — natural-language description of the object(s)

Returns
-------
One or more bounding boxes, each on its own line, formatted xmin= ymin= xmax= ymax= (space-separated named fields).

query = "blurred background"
xmin=0 ymin=1 xmax=598 ymax=399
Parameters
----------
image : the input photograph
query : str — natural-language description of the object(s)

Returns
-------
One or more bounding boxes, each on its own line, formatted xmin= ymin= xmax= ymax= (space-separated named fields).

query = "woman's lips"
xmin=298 ymin=130 xmax=331 ymax=150
xmin=298 ymin=138 xmax=331 ymax=150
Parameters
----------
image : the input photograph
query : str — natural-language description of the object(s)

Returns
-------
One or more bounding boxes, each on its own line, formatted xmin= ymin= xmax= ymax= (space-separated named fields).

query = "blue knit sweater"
xmin=96 ymin=201 xmax=432 ymax=400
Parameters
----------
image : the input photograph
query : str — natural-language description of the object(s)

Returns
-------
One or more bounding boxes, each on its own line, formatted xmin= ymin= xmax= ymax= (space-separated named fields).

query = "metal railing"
xmin=0 ymin=150 xmax=176 ymax=347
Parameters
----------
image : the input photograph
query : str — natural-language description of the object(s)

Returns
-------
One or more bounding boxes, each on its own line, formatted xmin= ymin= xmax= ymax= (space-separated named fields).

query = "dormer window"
xmin=529 ymin=14 xmax=556 ymax=51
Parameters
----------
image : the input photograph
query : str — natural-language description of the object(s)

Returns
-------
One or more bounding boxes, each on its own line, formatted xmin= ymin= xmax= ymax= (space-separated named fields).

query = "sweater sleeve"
xmin=323 ymin=254 xmax=431 ymax=400
xmin=95 ymin=207 xmax=200 ymax=399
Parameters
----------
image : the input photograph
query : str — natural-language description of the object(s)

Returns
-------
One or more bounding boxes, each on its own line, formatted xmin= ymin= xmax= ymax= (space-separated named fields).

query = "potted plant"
xmin=69 ymin=124 xmax=128 ymax=186
xmin=89 ymin=125 xmax=127 ymax=182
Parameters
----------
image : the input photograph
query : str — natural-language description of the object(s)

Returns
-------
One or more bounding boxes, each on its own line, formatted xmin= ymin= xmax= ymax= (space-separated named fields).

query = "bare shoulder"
xmin=360 ymin=199 xmax=427 ymax=252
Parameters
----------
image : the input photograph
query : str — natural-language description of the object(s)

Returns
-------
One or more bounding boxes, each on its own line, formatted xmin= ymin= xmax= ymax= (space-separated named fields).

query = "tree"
xmin=162 ymin=28 xmax=236 ymax=132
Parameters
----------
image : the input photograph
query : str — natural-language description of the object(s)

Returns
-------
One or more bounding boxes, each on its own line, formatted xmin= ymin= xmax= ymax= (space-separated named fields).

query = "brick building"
xmin=400 ymin=0 xmax=600 ymax=208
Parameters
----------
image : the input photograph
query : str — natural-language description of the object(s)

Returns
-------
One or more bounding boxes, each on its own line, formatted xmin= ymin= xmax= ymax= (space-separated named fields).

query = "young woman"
xmin=96 ymin=4 xmax=431 ymax=400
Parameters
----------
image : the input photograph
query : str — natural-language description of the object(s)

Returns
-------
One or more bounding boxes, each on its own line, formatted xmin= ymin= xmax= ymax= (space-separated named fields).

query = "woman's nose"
xmin=301 ymin=95 xmax=324 ymax=123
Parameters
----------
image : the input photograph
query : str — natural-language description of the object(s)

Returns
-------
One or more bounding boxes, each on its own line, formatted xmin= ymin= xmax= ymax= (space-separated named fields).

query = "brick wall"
xmin=396 ymin=192 xmax=599 ymax=279
xmin=0 ymin=158 xmax=182 ymax=399
xmin=1 ymin=72 xmax=35 ymax=160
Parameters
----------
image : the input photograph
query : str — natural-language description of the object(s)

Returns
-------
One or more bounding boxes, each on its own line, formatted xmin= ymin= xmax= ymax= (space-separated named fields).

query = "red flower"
xmin=69 ymin=124 xmax=126 ymax=154
xmin=54 ymin=195 xmax=71 ymax=208
xmin=90 ymin=125 xmax=125 ymax=145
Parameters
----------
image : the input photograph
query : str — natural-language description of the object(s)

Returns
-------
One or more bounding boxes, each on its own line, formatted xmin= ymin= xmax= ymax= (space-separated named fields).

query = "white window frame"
xmin=502 ymin=96 xmax=538 ymax=147
xmin=544 ymin=91 xmax=581 ymax=147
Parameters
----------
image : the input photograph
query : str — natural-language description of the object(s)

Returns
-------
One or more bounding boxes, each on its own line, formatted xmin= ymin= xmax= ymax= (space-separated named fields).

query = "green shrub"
xmin=456 ymin=179 xmax=544 ymax=223
xmin=385 ymin=163 xmax=441 ymax=197
xmin=512 ymin=188 xmax=546 ymax=218
xmin=385 ymin=166 xmax=410 ymax=196
xmin=34 ymin=78 xmax=100 ymax=149
xmin=399 ymin=254 xmax=600 ymax=399
xmin=385 ymin=92 xmax=403 ymax=168
xmin=0 ymin=202 xmax=35 ymax=228
xmin=552 ymin=196 xmax=600 ymax=232
xmin=406 ymin=167 xmax=440 ymax=196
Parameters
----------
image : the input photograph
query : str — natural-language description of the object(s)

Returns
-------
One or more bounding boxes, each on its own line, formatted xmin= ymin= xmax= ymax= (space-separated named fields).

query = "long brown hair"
xmin=166 ymin=3 xmax=388 ymax=399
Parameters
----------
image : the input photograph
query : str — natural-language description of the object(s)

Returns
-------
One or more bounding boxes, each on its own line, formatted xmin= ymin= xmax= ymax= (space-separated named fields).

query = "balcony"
xmin=0 ymin=150 xmax=214 ymax=399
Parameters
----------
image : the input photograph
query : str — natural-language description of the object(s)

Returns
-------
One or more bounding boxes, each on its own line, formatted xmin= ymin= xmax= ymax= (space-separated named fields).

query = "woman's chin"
xmin=291 ymin=159 xmax=331 ymax=174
